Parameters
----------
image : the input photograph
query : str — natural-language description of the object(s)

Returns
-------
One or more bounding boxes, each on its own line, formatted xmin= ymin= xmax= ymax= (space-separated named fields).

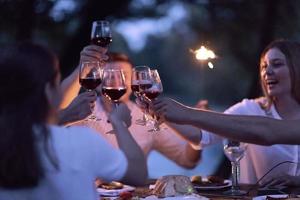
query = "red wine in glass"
xmin=131 ymin=83 xmax=140 ymax=95
xmin=139 ymin=81 xmax=153 ymax=94
xmin=79 ymin=77 xmax=102 ymax=91
xmin=91 ymin=20 xmax=112 ymax=47
xmin=144 ymin=90 xmax=161 ymax=100
xmin=102 ymin=87 xmax=127 ymax=102
xmin=91 ymin=36 xmax=112 ymax=47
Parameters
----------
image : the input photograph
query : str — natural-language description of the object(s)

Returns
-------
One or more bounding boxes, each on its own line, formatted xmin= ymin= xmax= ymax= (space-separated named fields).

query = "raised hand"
xmin=108 ymin=103 xmax=132 ymax=128
xmin=79 ymin=45 xmax=108 ymax=65
xmin=151 ymin=97 xmax=190 ymax=124
xmin=58 ymin=91 xmax=97 ymax=125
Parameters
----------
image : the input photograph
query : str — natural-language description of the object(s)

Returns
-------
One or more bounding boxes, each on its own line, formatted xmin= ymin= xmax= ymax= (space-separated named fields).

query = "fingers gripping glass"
xmin=79 ymin=61 xmax=102 ymax=121
xmin=102 ymin=69 xmax=127 ymax=134
xmin=223 ymin=139 xmax=247 ymax=196
xmin=131 ymin=66 xmax=152 ymax=126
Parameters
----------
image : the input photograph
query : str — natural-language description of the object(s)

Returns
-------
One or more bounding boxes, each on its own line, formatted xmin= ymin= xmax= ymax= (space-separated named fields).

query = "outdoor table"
xmin=130 ymin=180 xmax=300 ymax=199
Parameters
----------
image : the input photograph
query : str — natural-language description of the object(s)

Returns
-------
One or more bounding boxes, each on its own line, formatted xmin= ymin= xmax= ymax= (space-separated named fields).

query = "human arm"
xmin=57 ymin=92 xmax=97 ymax=125
xmin=162 ymin=99 xmax=211 ymax=146
xmin=260 ymin=174 xmax=300 ymax=187
xmin=152 ymin=97 xmax=300 ymax=145
xmin=152 ymin=124 xmax=201 ymax=168
xmin=59 ymin=45 xmax=108 ymax=109
xmin=108 ymin=103 xmax=148 ymax=186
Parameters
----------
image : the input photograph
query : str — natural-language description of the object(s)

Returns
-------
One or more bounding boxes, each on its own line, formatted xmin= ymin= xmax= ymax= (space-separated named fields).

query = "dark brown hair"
xmin=107 ymin=52 xmax=133 ymax=65
xmin=0 ymin=42 xmax=59 ymax=188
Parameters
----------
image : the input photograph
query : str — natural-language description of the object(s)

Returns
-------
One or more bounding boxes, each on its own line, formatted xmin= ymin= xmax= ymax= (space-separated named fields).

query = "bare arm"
xmin=166 ymin=122 xmax=202 ymax=145
xmin=60 ymin=67 xmax=81 ymax=109
xmin=153 ymin=97 xmax=300 ymax=145
xmin=109 ymin=104 xmax=148 ymax=186
xmin=166 ymin=123 xmax=201 ymax=167
xmin=59 ymin=45 xmax=108 ymax=109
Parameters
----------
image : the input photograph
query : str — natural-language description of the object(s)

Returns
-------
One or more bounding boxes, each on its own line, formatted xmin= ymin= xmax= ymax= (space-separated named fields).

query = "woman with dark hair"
xmin=0 ymin=43 xmax=147 ymax=200
xmin=152 ymin=39 xmax=300 ymax=186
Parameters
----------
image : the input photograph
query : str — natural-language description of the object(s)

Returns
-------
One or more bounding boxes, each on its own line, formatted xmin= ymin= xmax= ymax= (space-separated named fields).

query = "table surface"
xmin=131 ymin=180 xmax=300 ymax=199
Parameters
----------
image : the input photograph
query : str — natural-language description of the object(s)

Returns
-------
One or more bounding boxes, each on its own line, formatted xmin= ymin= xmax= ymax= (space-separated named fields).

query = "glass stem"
xmin=152 ymin=115 xmax=160 ymax=131
xmin=142 ymin=111 xmax=147 ymax=121
xmin=231 ymin=161 xmax=239 ymax=191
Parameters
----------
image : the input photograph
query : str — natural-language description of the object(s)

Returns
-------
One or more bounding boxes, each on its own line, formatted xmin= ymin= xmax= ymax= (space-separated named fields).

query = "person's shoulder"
xmin=49 ymin=124 xmax=92 ymax=133
xmin=225 ymin=98 xmax=264 ymax=114
xmin=49 ymin=124 xmax=100 ymax=141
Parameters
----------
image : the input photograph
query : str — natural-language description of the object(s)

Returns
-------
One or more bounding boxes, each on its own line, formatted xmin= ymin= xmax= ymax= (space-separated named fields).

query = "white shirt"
xmin=200 ymin=98 xmax=300 ymax=184
xmin=72 ymin=98 xmax=197 ymax=168
xmin=0 ymin=125 xmax=127 ymax=200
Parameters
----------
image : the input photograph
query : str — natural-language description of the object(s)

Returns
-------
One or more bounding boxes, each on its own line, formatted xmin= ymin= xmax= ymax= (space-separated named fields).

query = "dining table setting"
xmin=97 ymin=175 xmax=300 ymax=200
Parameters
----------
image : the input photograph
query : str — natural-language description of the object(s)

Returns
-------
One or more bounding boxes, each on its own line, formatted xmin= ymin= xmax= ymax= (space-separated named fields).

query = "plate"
xmin=97 ymin=184 xmax=135 ymax=197
xmin=193 ymin=178 xmax=232 ymax=190
xmin=253 ymin=194 xmax=300 ymax=200
xmin=142 ymin=194 xmax=209 ymax=200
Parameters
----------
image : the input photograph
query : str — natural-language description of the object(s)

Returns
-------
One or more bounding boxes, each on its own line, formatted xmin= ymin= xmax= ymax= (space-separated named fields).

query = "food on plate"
xmin=191 ymin=175 xmax=227 ymax=187
xmin=207 ymin=175 xmax=225 ymax=184
xmin=98 ymin=181 xmax=124 ymax=190
xmin=152 ymin=175 xmax=193 ymax=197
xmin=191 ymin=175 xmax=202 ymax=184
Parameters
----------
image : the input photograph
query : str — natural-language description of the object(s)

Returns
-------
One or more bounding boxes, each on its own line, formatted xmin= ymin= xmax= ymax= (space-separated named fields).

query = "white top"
xmin=72 ymin=98 xmax=197 ymax=168
xmin=200 ymin=98 xmax=300 ymax=184
xmin=0 ymin=125 xmax=127 ymax=200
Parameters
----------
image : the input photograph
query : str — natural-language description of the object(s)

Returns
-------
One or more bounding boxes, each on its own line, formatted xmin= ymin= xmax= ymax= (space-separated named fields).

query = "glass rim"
xmin=82 ymin=61 xmax=100 ymax=64
xmin=134 ymin=65 xmax=150 ymax=68
xmin=103 ymin=68 xmax=124 ymax=72
xmin=92 ymin=20 xmax=110 ymax=25
xmin=133 ymin=65 xmax=151 ymax=71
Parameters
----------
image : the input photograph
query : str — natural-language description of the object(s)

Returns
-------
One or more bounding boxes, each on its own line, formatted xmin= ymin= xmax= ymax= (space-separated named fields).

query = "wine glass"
xmin=79 ymin=61 xmax=102 ymax=121
xmin=91 ymin=20 xmax=112 ymax=47
xmin=144 ymin=69 xmax=163 ymax=132
xmin=223 ymin=139 xmax=247 ymax=196
xmin=102 ymin=69 xmax=127 ymax=134
xmin=131 ymin=66 xmax=152 ymax=125
xmin=102 ymin=69 xmax=127 ymax=104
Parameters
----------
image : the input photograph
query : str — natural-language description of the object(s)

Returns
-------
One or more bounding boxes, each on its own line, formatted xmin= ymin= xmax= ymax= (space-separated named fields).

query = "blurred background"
xmin=2 ymin=0 xmax=300 ymax=178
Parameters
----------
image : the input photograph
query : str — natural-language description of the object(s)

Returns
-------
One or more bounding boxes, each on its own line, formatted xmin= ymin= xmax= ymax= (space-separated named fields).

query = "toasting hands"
xmin=150 ymin=97 xmax=191 ymax=125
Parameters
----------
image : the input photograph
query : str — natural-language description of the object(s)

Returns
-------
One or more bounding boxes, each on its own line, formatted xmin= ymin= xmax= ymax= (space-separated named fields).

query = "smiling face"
xmin=260 ymin=48 xmax=292 ymax=99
